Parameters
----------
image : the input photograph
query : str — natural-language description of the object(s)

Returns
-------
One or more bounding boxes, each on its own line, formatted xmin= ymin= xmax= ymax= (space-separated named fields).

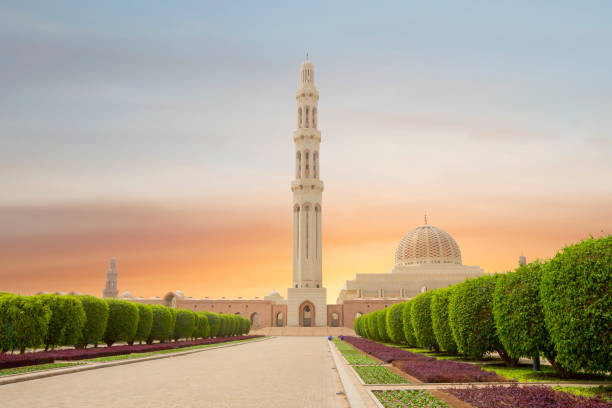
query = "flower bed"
xmin=344 ymin=336 xmax=505 ymax=383
xmin=0 ymin=335 xmax=262 ymax=369
xmin=332 ymin=338 xmax=380 ymax=365
xmin=353 ymin=365 xmax=411 ymax=384
xmin=372 ymin=390 xmax=448 ymax=408
xmin=447 ymin=385 xmax=612 ymax=408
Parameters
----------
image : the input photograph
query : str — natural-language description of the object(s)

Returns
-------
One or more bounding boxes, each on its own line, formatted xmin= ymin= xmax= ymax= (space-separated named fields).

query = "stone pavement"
xmin=0 ymin=337 xmax=349 ymax=408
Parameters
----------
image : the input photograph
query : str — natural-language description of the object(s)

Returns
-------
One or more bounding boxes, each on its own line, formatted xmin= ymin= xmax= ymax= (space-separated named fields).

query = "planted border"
xmin=372 ymin=390 xmax=448 ymax=408
xmin=353 ymin=365 xmax=410 ymax=384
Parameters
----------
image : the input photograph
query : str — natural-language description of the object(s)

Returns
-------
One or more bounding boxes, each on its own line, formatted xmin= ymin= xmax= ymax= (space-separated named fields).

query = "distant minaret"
xmin=518 ymin=255 xmax=527 ymax=267
xmin=103 ymin=258 xmax=119 ymax=298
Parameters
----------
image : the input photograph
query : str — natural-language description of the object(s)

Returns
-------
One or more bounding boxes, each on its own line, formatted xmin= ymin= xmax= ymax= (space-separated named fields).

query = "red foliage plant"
xmin=447 ymin=385 xmax=612 ymax=408
xmin=0 ymin=335 xmax=262 ymax=369
xmin=343 ymin=336 xmax=505 ymax=383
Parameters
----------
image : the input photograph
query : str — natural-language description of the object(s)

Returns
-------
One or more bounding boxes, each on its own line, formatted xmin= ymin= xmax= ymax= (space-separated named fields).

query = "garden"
xmin=341 ymin=236 xmax=612 ymax=408
xmin=0 ymin=293 xmax=254 ymax=369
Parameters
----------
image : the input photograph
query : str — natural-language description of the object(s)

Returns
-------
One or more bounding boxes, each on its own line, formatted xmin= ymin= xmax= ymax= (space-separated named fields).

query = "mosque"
xmin=103 ymin=58 xmax=489 ymax=330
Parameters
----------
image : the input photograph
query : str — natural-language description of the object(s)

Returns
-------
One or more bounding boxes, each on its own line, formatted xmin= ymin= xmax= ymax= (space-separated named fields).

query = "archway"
xmin=331 ymin=312 xmax=339 ymax=327
xmin=299 ymin=301 xmax=315 ymax=327
xmin=276 ymin=312 xmax=284 ymax=327
xmin=250 ymin=312 xmax=260 ymax=328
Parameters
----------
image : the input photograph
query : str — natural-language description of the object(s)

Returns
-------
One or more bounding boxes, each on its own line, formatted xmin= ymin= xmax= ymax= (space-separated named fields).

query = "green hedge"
xmin=402 ymin=301 xmax=417 ymax=346
xmin=385 ymin=303 xmax=406 ymax=344
xmin=193 ymin=312 xmax=210 ymax=339
xmin=40 ymin=294 xmax=86 ymax=350
xmin=354 ymin=315 xmax=362 ymax=336
xmin=130 ymin=303 xmax=153 ymax=345
xmin=0 ymin=294 xmax=51 ymax=353
xmin=541 ymin=236 xmax=612 ymax=374
xmin=103 ymin=299 xmax=139 ymax=347
xmin=147 ymin=305 xmax=173 ymax=344
xmin=204 ymin=312 xmax=221 ymax=337
xmin=376 ymin=309 xmax=389 ymax=341
xmin=77 ymin=295 xmax=109 ymax=348
xmin=173 ymin=309 xmax=196 ymax=341
xmin=410 ymin=292 xmax=438 ymax=351
xmin=430 ymin=287 xmax=457 ymax=354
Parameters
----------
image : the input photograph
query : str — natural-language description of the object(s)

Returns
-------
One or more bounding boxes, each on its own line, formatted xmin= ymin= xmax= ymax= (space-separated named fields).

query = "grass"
xmin=373 ymin=390 xmax=448 ymax=408
xmin=332 ymin=339 xmax=381 ymax=365
xmin=0 ymin=362 xmax=83 ymax=377
xmin=480 ymin=363 xmax=612 ymax=383
xmin=86 ymin=337 xmax=262 ymax=362
xmin=354 ymin=365 xmax=411 ymax=384
xmin=553 ymin=386 xmax=612 ymax=402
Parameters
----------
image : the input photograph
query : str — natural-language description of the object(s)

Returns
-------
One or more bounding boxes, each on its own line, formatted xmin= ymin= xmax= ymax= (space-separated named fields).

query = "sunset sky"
xmin=1 ymin=1 xmax=611 ymax=303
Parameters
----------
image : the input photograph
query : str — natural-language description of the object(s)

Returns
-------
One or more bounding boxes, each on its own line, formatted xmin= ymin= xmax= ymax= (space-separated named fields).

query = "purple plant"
xmin=447 ymin=385 xmax=612 ymax=408
xmin=343 ymin=336 xmax=505 ymax=383
xmin=0 ymin=335 xmax=262 ymax=369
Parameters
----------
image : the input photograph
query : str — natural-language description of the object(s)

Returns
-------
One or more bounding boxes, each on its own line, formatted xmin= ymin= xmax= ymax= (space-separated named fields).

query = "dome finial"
xmin=306 ymin=51 xmax=309 ymax=61
xmin=424 ymin=213 xmax=428 ymax=224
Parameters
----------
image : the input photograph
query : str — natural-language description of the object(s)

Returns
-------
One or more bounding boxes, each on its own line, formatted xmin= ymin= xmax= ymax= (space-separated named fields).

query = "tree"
xmin=385 ymin=303 xmax=406 ymax=344
xmin=76 ymin=295 xmax=109 ymax=348
xmin=431 ymin=287 xmax=458 ymax=354
xmin=193 ymin=312 xmax=210 ymax=339
xmin=401 ymin=301 xmax=417 ymax=346
xmin=541 ymin=236 xmax=612 ymax=374
xmin=103 ymin=299 xmax=139 ymax=347
xmin=449 ymin=275 xmax=516 ymax=365
xmin=376 ymin=309 xmax=390 ymax=341
xmin=0 ymin=295 xmax=51 ymax=354
xmin=204 ymin=312 xmax=221 ymax=337
xmin=129 ymin=303 xmax=153 ymax=345
xmin=40 ymin=294 xmax=86 ymax=350
xmin=147 ymin=305 xmax=173 ymax=344
xmin=173 ymin=309 xmax=196 ymax=341
xmin=410 ymin=291 xmax=438 ymax=351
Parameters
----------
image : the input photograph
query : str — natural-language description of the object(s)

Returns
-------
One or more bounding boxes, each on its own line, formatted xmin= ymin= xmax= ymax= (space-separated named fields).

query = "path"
xmin=0 ymin=337 xmax=348 ymax=408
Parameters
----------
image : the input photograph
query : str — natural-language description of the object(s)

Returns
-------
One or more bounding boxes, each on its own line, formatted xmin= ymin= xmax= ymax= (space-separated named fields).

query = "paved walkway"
xmin=0 ymin=337 xmax=348 ymax=408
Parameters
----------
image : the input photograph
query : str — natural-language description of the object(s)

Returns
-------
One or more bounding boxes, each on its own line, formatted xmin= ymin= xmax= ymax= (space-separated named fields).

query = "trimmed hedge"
xmin=193 ymin=312 xmax=210 ymax=339
xmin=541 ymin=236 xmax=612 ymax=374
xmin=103 ymin=299 xmax=139 ymax=347
xmin=77 ymin=295 xmax=109 ymax=348
xmin=431 ymin=287 xmax=457 ymax=354
xmin=385 ymin=303 xmax=406 ymax=344
xmin=173 ymin=309 xmax=196 ymax=341
xmin=130 ymin=303 xmax=153 ymax=345
xmin=147 ymin=305 xmax=173 ymax=344
xmin=402 ymin=301 xmax=417 ymax=346
xmin=0 ymin=294 xmax=51 ymax=353
xmin=40 ymin=294 xmax=86 ymax=350
xmin=411 ymin=292 xmax=438 ymax=351
xmin=204 ymin=312 xmax=221 ymax=337
xmin=376 ymin=309 xmax=390 ymax=342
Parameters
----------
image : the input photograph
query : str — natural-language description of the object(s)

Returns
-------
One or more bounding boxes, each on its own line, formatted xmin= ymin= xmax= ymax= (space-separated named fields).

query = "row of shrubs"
xmin=354 ymin=236 xmax=611 ymax=377
xmin=0 ymin=294 xmax=251 ymax=353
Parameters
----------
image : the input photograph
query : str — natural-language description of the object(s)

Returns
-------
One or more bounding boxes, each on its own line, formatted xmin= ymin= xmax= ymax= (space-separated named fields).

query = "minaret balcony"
xmin=291 ymin=179 xmax=324 ymax=192
xmin=293 ymin=129 xmax=321 ymax=142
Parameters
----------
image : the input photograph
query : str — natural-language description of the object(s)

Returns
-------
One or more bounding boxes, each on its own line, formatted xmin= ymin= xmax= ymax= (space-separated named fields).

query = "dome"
xmin=267 ymin=290 xmax=280 ymax=297
xmin=395 ymin=224 xmax=462 ymax=266
xmin=120 ymin=290 xmax=133 ymax=298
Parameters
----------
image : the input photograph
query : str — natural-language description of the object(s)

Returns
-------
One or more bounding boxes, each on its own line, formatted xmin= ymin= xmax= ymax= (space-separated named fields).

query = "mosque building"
xmin=103 ymin=57 xmax=491 ymax=331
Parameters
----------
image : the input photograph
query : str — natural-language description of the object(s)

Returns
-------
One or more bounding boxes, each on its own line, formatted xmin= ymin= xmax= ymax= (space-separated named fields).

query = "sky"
xmin=1 ymin=1 xmax=611 ymax=303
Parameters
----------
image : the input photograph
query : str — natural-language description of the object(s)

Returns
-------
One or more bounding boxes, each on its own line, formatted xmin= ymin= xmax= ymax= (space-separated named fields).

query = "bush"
xmin=385 ymin=303 xmax=406 ymax=344
xmin=241 ymin=315 xmax=251 ymax=335
xmin=411 ymin=291 xmax=438 ymax=351
xmin=173 ymin=309 xmax=196 ymax=341
xmin=147 ymin=305 xmax=173 ymax=343
xmin=363 ymin=313 xmax=376 ymax=340
xmin=204 ymin=312 xmax=220 ymax=337
xmin=354 ymin=315 xmax=362 ymax=336
xmin=77 ymin=295 xmax=109 ymax=348
xmin=541 ymin=236 xmax=612 ymax=374
xmin=0 ymin=295 xmax=51 ymax=353
xmin=40 ymin=294 xmax=86 ymax=350
xmin=167 ymin=308 xmax=177 ymax=341
xmin=193 ymin=312 xmax=210 ymax=339
xmin=129 ymin=304 xmax=153 ymax=345
xmin=431 ymin=287 xmax=458 ymax=354
xmin=449 ymin=276 xmax=515 ymax=365
xmin=376 ymin=309 xmax=390 ymax=341
xmin=103 ymin=299 xmax=139 ymax=347
xmin=402 ymin=301 xmax=417 ymax=346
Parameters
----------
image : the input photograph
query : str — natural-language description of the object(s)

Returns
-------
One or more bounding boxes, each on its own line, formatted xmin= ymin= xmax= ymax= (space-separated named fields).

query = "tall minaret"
xmin=291 ymin=56 xmax=323 ymax=290
xmin=102 ymin=258 xmax=119 ymax=298
xmin=287 ymin=56 xmax=327 ymax=327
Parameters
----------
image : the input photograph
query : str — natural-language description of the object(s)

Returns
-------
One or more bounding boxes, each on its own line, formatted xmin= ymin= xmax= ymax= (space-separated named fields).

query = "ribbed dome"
xmin=395 ymin=224 xmax=462 ymax=266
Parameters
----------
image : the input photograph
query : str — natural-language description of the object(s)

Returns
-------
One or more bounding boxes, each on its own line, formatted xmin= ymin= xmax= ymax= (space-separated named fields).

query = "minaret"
xmin=102 ymin=258 xmax=119 ymax=298
xmin=287 ymin=56 xmax=327 ymax=327
xmin=291 ymin=55 xmax=323 ymax=290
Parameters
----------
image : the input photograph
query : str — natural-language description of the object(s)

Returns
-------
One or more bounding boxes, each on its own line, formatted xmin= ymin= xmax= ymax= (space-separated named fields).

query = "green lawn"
xmin=353 ymin=365 xmax=411 ymax=384
xmin=86 ymin=337 xmax=262 ymax=362
xmin=554 ymin=386 xmax=612 ymax=402
xmin=480 ymin=363 xmax=612 ymax=383
xmin=0 ymin=362 xmax=83 ymax=377
xmin=332 ymin=339 xmax=380 ymax=365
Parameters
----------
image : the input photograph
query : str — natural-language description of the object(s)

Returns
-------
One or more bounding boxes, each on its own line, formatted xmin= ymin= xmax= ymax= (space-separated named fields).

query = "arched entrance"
xmin=276 ymin=312 xmax=284 ymax=327
xmin=250 ymin=312 xmax=260 ymax=328
xmin=331 ymin=312 xmax=339 ymax=327
xmin=299 ymin=301 xmax=315 ymax=327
